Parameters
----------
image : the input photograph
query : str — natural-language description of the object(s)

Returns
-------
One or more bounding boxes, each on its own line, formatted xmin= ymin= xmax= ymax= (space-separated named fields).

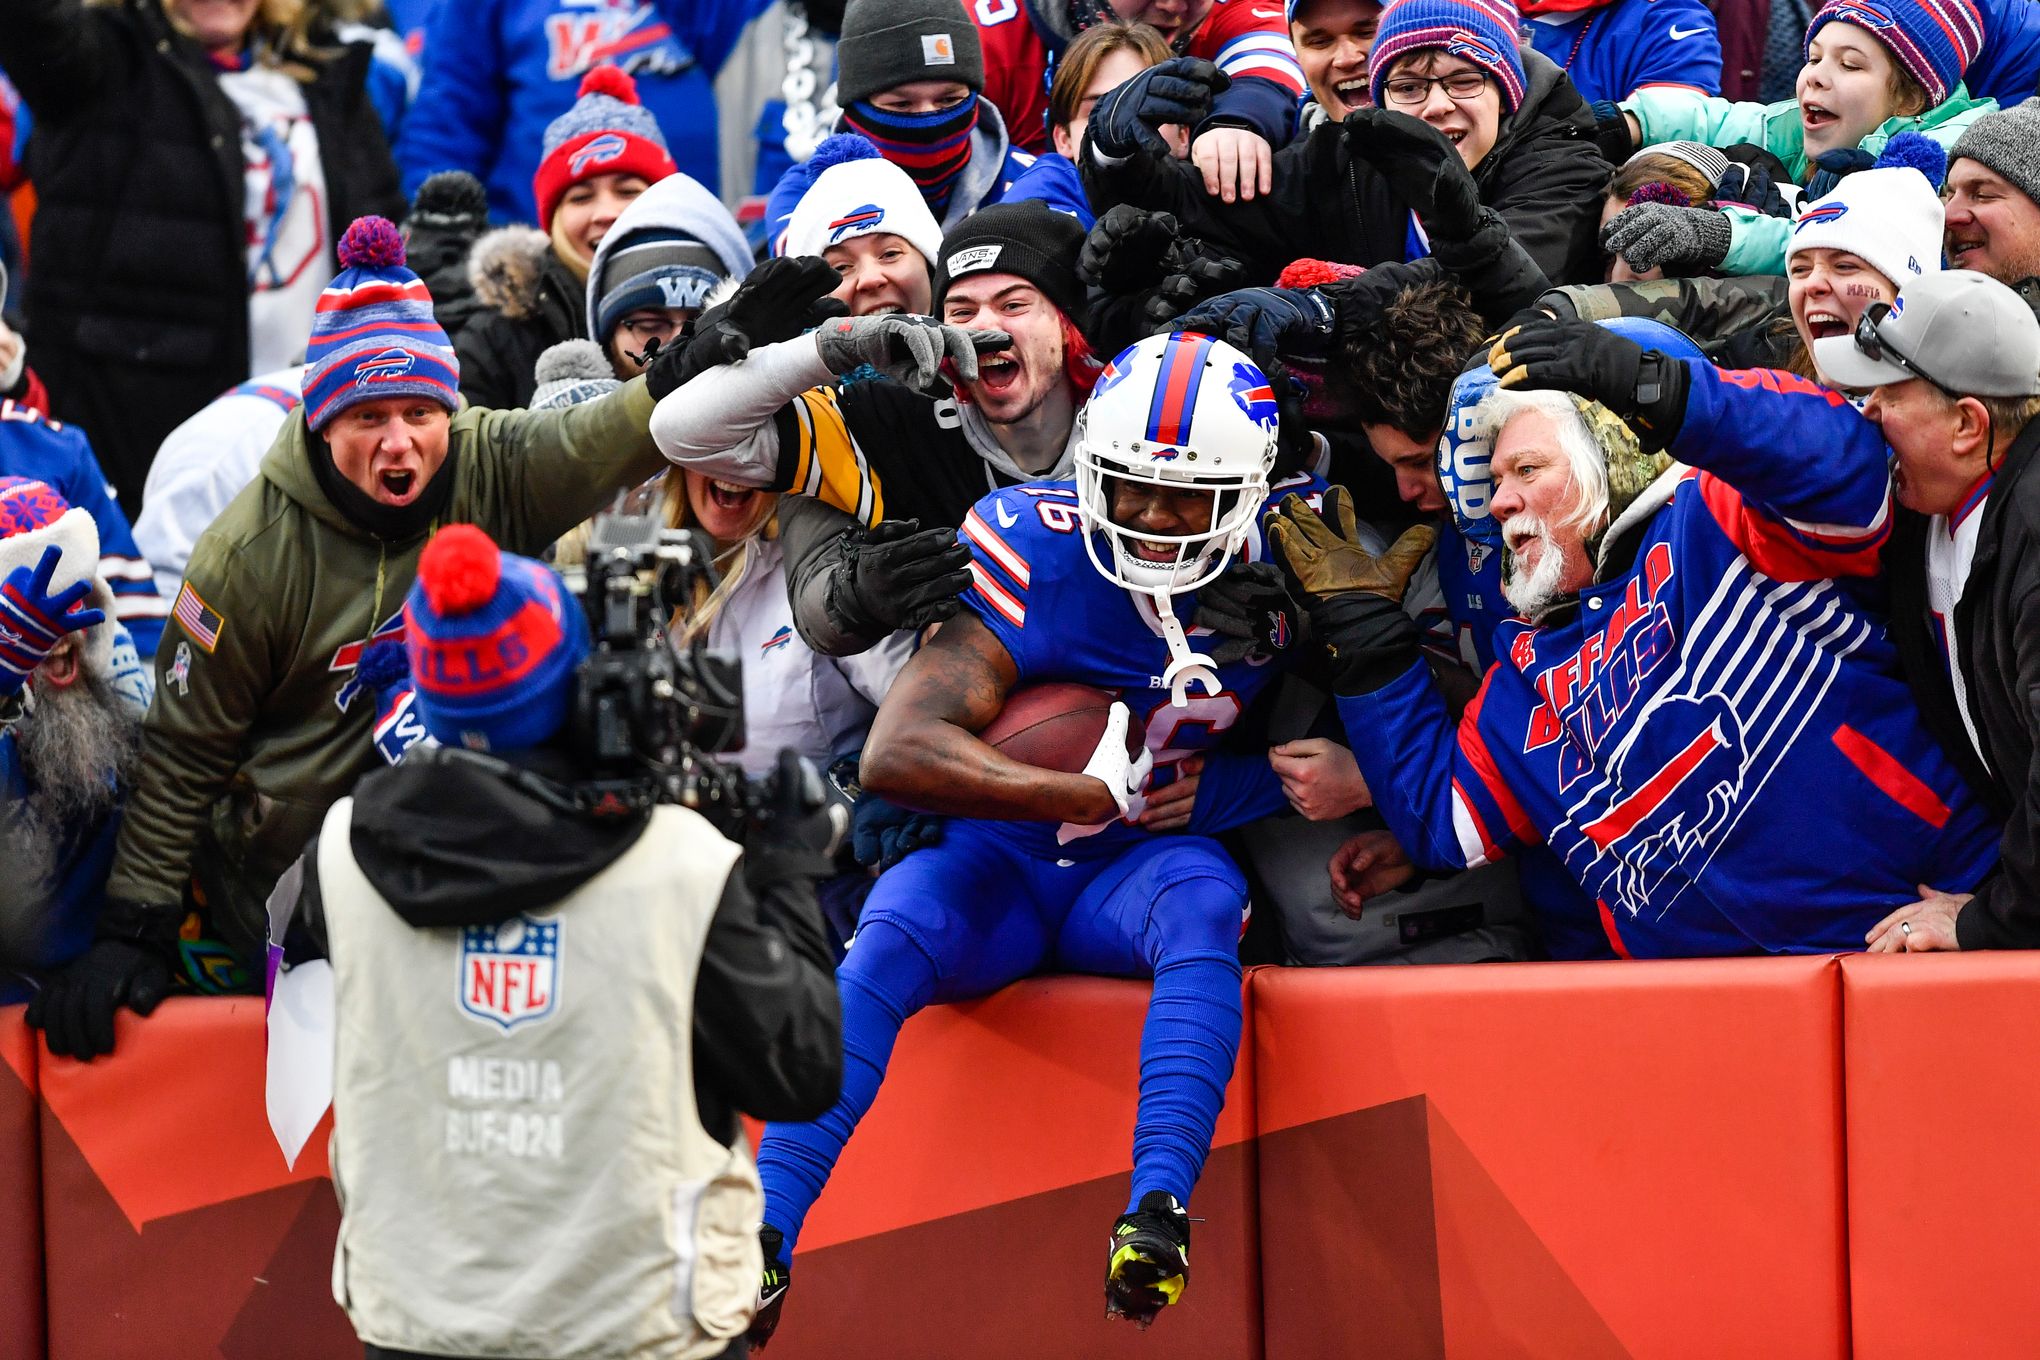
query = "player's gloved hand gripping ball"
xmin=1267 ymin=486 xmax=1435 ymax=696
xmin=1058 ymin=701 xmax=1155 ymax=846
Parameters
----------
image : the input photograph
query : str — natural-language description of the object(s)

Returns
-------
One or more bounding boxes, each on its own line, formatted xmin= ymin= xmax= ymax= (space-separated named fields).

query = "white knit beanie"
xmin=783 ymin=152 xmax=944 ymax=271
xmin=0 ymin=477 xmax=115 ymax=680
xmin=1787 ymin=166 xmax=1946 ymax=289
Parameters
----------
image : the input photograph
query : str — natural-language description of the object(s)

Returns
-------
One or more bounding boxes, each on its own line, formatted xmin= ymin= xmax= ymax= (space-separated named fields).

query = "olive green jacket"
xmin=107 ymin=379 xmax=664 ymax=939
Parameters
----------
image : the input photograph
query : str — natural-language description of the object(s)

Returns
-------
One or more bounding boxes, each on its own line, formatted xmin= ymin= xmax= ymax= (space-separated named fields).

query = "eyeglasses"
xmin=1852 ymin=302 xmax=1961 ymax=399
xmin=618 ymin=315 xmax=686 ymax=340
xmin=1381 ymin=71 xmax=1490 ymax=107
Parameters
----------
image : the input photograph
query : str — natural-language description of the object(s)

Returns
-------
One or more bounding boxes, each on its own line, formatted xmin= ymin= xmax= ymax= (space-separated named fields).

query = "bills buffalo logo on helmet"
xmin=353 ymin=348 xmax=418 ymax=387
xmin=568 ymin=132 xmax=629 ymax=177
xmin=1228 ymin=363 xmax=1279 ymax=430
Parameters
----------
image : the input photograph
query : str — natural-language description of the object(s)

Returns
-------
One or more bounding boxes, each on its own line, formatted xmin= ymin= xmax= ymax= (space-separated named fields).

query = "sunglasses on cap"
xmin=1852 ymin=302 xmax=1962 ymax=400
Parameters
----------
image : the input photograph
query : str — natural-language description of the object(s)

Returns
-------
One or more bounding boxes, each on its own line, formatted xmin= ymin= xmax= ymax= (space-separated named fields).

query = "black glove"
xmin=1803 ymin=146 xmax=1877 ymax=202
xmin=1079 ymin=205 xmax=1181 ymax=294
xmin=826 ymin=518 xmax=974 ymax=637
xmin=1265 ymin=490 xmax=1434 ymax=695
xmin=1718 ymin=145 xmax=1797 ymax=219
xmin=745 ymin=749 xmax=846 ymax=892
xmin=832 ymin=754 xmax=946 ymax=870
xmin=1140 ymin=235 xmax=1253 ymax=331
xmin=27 ymin=901 xmax=180 ymax=1060
xmin=647 ymin=254 xmax=849 ymax=399
xmin=1170 ymin=286 xmax=1336 ymax=369
xmin=1192 ymin=558 xmax=1306 ymax=664
xmin=1342 ymin=108 xmax=1484 ymax=240
xmin=1088 ymin=56 xmax=1231 ymax=160
xmin=1318 ymin=260 xmax=1434 ymax=352
xmin=1487 ymin=318 xmax=1689 ymax=450
xmin=1590 ymin=99 xmax=1635 ymax=163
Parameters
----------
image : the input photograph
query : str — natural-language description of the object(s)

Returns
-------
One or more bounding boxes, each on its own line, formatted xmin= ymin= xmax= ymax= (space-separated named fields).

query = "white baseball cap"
xmin=1814 ymin=269 xmax=2040 ymax=397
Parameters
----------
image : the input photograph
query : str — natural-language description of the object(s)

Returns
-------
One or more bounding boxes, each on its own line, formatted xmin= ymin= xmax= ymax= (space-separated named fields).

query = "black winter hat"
xmin=836 ymin=0 xmax=985 ymax=107
xmin=933 ymin=203 xmax=1089 ymax=332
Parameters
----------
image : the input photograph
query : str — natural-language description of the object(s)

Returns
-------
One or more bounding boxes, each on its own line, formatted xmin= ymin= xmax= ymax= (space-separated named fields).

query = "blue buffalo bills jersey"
xmin=1339 ymin=362 xmax=2000 ymax=958
xmin=0 ymin=401 xmax=166 ymax=658
xmin=1527 ymin=0 xmax=1723 ymax=103
xmin=958 ymin=475 xmax=1325 ymax=860
xmin=1967 ymin=0 xmax=2040 ymax=105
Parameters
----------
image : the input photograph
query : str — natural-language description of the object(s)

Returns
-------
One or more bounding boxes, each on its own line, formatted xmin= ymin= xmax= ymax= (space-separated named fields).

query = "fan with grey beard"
xmin=1500 ymin=514 xmax=1571 ymax=619
xmin=0 ymin=672 xmax=142 ymax=968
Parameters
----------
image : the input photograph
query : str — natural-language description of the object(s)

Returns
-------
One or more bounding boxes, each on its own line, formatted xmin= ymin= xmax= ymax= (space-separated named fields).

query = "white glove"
xmin=1057 ymin=701 xmax=1155 ymax=845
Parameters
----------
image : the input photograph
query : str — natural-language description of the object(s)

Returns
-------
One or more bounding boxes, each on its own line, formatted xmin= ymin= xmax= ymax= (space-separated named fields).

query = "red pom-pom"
xmin=1277 ymin=258 xmax=1367 ymax=289
xmin=419 ymin=525 xmax=502 ymax=616
xmin=338 ymin=215 xmax=407 ymax=270
xmin=1627 ymin=181 xmax=1693 ymax=210
xmin=578 ymin=64 xmax=640 ymax=105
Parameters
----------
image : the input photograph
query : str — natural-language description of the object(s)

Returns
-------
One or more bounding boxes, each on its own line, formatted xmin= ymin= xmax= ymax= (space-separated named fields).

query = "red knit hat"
xmin=530 ymin=66 xmax=678 ymax=231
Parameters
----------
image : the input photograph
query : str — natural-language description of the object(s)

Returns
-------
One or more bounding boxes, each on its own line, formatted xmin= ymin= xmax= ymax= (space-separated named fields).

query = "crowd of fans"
xmin=5 ymin=0 xmax=2040 ymax=1341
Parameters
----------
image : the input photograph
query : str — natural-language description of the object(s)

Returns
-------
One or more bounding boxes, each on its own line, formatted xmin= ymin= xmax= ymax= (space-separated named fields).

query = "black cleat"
xmin=1104 ymin=1191 xmax=1191 ymax=1328
xmin=750 ymin=1224 xmax=792 ymax=1350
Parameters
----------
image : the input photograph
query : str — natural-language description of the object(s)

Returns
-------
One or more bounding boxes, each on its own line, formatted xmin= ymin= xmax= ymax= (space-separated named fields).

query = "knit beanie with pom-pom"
xmin=531 ymin=65 xmax=679 ymax=232
xmin=402 ymin=524 xmax=591 ymax=752
xmin=302 ymin=216 xmax=461 ymax=432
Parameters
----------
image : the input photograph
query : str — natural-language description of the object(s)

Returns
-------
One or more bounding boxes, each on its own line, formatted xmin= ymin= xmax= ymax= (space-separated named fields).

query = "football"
xmin=978 ymin=683 xmax=1143 ymax=775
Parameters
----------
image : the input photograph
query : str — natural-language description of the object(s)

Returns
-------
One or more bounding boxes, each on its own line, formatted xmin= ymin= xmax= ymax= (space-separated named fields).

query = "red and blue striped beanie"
xmin=303 ymin=216 xmax=460 ymax=432
xmin=1368 ymin=0 xmax=1527 ymax=113
xmin=402 ymin=525 xmax=590 ymax=753
xmin=1807 ymin=0 xmax=1983 ymax=109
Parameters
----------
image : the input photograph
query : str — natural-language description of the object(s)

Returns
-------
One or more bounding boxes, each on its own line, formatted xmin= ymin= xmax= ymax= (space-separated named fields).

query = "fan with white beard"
xmin=1500 ymin=512 xmax=1571 ymax=617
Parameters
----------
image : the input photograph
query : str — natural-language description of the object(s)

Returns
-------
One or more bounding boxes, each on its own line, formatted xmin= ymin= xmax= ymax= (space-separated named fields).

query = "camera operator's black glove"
xmin=1079 ymin=205 xmax=1181 ymax=295
xmin=27 ymin=899 xmax=181 ymax=1060
xmin=1142 ymin=234 xmax=1253 ymax=332
xmin=1487 ymin=318 xmax=1689 ymax=452
xmin=1088 ymin=57 xmax=1230 ymax=161
xmin=647 ymin=255 xmax=849 ymax=399
xmin=1193 ymin=558 xmax=1306 ymax=664
xmin=825 ymin=518 xmax=974 ymax=638
xmin=1343 ymin=108 xmax=1484 ymax=240
xmin=745 ymin=750 xmax=846 ymax=893
xmin=1266 ymin=489 xmax=1434 ymax=696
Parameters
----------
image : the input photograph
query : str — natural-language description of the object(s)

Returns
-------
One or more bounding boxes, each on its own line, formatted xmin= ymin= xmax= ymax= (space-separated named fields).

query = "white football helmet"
xmin=1074 ymin=332 xmax=1281 ymax=701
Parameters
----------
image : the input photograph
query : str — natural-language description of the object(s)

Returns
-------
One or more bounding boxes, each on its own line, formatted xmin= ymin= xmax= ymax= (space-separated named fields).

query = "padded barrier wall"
xmin=2 ymin=956 xmax=2037 ymax=1358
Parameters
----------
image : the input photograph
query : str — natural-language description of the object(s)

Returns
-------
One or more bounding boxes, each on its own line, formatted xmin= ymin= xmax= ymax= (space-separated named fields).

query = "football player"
xmin=746 ymin=331 xmax=1429 ymax=1342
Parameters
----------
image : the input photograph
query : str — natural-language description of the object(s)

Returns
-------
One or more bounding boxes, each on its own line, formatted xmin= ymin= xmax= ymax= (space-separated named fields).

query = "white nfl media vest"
xmin=319 ymin=798 xmax=760 ymax=1359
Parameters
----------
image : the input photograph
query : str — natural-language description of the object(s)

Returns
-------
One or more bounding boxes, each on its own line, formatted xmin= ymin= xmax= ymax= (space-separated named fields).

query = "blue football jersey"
xmin=1527 ymin=0 xmax=1723 ymax=103
xmin=957 ymin=474 xmax=1322 ymax=859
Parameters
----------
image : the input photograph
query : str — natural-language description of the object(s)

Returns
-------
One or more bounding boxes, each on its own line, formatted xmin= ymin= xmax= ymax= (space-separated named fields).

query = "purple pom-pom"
xmin=356 ymin=638 xmax=411 ymax=695
xmin=1874 ymin=131 xmax=1948 ymax=191
xmin=1627 ymin=181 xmax=1693 ymax=209
xmin=338 ymin=216 xmax=407 ymax=270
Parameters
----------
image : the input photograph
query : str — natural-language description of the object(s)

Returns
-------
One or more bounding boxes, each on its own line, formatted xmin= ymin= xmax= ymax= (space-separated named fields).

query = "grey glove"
xmin=1600 ymin=203 xmax=1732 ymax=274
xmin=812 ymin=314 xmax=1011 ymax=388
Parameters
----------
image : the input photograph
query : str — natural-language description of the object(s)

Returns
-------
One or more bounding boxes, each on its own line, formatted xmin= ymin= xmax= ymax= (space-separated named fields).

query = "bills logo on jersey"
xmin=760 ymin=624 xmax=794 ymax=654
xmin=828 ymin=204 xmax=886 ymax=242
xmin=1228 ymin=362 xmax=1279 ymax=430
xmin=1794 ymin=201 xmax=1849 ymax=233
xmin=331 ymin=610 xmax=407 ymax=713
xmin=353 ymin=348 xmax=417 ymax=388
xmin=457 ymin=915 xmax=562 ymax=1032
xmin=1581 ymin=694 xmax=1749 ymax=922
xmin=569 ymin=132 xmax=629 ymax=177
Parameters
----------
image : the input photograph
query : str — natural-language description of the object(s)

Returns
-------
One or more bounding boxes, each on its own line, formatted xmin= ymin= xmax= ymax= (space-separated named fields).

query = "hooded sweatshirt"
xmin=107 ymin=380 xmax=667 ymax=954
xmin=583 ymin=170 xmax=754 ymax=346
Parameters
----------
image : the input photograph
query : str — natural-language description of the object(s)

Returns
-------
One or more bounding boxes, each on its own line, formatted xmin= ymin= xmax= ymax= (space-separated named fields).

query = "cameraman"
xmin=272 ymin=525 xmax=842 ymax=1360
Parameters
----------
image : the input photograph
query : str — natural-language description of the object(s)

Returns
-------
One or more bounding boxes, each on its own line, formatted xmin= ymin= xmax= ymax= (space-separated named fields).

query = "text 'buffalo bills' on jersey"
xmin=959 ymin=474 xmax=1322 ymax=858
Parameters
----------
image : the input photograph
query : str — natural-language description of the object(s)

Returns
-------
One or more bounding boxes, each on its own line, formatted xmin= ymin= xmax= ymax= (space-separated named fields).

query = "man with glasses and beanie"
xmin=1807 ymin=270 xmax=2040 ymax=951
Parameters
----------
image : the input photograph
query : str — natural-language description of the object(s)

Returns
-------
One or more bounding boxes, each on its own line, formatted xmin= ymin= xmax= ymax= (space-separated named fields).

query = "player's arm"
xmin=860 ymin=611 xmax=1123 ymax=824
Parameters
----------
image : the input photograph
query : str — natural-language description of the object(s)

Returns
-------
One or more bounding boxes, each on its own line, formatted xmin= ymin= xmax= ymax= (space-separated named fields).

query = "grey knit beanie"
xmin=532 ymin=340 xmax=622 ymax=410
xmin=1950 ymin=98 xmax=2040 ymax=209
xmin=836 ymin=0 xmax=984 ymax=107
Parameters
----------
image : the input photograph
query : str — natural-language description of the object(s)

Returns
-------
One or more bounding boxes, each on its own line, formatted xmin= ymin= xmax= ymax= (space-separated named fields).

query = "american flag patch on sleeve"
xmin=172 ymin=581 xmax=224 ymax=653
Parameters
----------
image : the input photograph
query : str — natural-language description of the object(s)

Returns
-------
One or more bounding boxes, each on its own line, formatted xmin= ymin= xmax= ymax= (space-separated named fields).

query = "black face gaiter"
xmin=310 ymin=429 xmax=460 ymax=543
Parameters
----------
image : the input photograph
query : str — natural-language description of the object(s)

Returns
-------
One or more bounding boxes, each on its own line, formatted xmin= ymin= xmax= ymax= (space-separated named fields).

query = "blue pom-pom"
xmin=356 ymin=639 xmax=411 ymax=694
xmin=1875 ymin=131 xmax=1948 ymax=191
xmin=806 ymin=134 xmax=884 ymax=174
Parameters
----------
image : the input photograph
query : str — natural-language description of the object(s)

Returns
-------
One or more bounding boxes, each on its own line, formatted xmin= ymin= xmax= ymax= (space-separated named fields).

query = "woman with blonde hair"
xmin=0 ymin=0 xmax=402 ymax=510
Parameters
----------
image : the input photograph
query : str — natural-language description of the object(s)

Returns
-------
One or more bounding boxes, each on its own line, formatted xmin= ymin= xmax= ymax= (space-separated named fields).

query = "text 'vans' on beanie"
xmin=1806 ymin=0 xmax=1982 ymax=109
xmin=531 ymin=66 xmax=679 ymax=232
xmin=303 ymin=217 xmax=460 ymax=432
xmin=403 ymin=525 xmax=591 ymax=752
xmin=932 ymin=202 xmax=1089 ymax=324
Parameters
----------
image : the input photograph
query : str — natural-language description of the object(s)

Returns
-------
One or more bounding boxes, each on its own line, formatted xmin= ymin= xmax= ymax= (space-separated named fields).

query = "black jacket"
xmin=0 ymin=0 xmax=402 ymax=511
xmin=1080 ymin=47 xmax=1611 ymax=289
xmin=454 ymin=228 xmax=587 ymax=413
xmin=290 ymin=746 xmax=844 ymax=1141
xmin=1887 ymin=416 xmax=2040 ymax=949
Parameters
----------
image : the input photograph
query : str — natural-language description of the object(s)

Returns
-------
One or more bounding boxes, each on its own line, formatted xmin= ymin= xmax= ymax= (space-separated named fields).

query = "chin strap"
xmin=1149 ymin=587 xmax=1220 ymax=706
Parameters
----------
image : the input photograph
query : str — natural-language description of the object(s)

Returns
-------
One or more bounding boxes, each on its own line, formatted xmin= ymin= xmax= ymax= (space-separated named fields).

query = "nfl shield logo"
xmin=456 ymin=915 xmax=562 ymax=1032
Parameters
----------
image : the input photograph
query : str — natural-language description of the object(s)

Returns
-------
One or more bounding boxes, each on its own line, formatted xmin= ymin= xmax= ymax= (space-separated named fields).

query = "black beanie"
xmin=836 ymin=0 xmax=985 ymax=107
xmin=934 ymin=203 xmax=1089 ymax=332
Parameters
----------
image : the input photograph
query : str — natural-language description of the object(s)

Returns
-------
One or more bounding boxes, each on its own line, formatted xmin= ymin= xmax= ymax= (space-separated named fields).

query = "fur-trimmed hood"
xmin=467 ymin=225 xmax=553 ymax=322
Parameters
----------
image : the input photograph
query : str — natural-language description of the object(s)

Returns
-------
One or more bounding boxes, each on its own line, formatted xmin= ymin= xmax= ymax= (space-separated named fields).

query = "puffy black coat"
xmin=1081 ymin=46 xmax=1611 ymax=289
xmin=452 ymin=226 xmax=587 ymax=413
xmin=0 ymin=0 xmax=402 ymax=511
